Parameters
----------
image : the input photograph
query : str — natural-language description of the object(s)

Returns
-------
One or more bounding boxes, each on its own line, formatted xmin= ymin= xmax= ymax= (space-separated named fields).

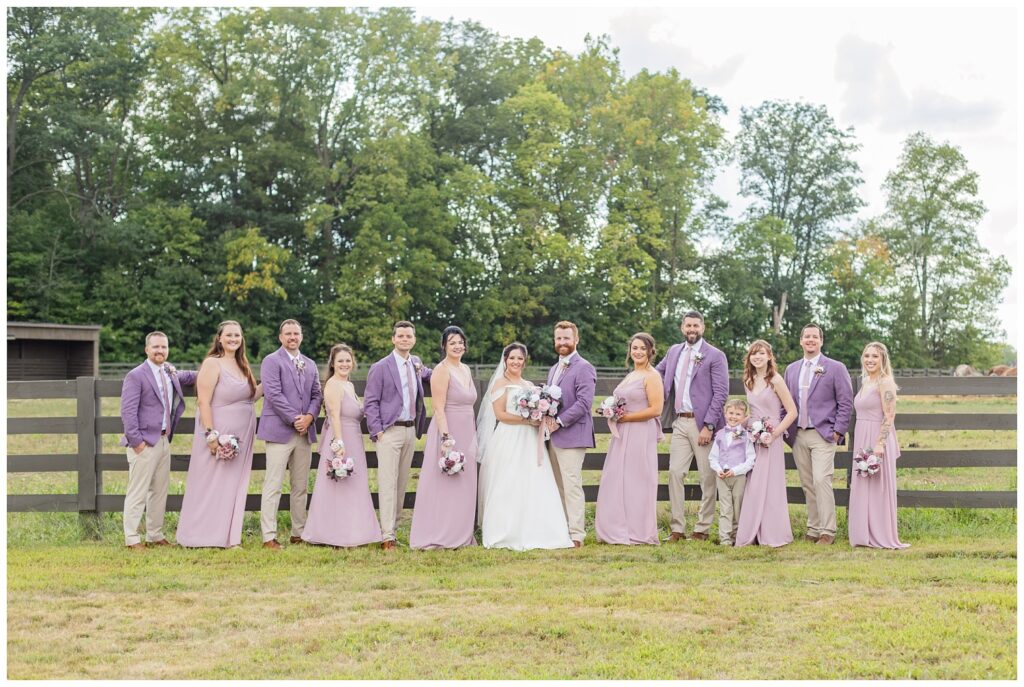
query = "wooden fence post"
xmin=76 ymin=376 xmax=102 ymax=540
xmin=846 ymin=374 xmax=860 ymax=490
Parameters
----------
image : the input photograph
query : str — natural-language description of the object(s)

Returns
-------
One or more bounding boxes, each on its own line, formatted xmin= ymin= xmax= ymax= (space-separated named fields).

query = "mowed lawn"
xmin=6 ymin=393 xmax=1018 ymax=679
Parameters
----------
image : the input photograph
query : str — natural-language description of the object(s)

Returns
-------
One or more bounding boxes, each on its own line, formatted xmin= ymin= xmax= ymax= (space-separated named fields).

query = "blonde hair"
xmin=861 ymin=341 xmax=894 ymax=380
xmin=724 ymin=398 xmax=749 ymax=413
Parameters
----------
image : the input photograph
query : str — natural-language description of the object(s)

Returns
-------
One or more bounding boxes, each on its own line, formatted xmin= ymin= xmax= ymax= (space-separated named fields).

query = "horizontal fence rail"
xmin=7 ymin=375 xmax=1018 ymax=524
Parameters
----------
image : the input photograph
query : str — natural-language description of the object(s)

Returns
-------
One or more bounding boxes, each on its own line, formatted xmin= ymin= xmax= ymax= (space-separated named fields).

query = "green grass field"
xmin=6 ymin=394 xmax=1018 ymax=679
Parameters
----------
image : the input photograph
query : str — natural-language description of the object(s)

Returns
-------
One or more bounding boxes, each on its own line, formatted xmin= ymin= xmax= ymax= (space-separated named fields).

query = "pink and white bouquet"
xmin=215 ymin=434 xmax=240 ymax=461
xmin=597 ymin=395 xmax=627 ymax=422
xmin=853 ymin=448 xmax=882 ymax=477
xmin=439 ymin=434 xmax=465 ymax=475
xmin=748 ymin=417 xmax=774 ymax=446
xmin=326 ymin=454 xmax=355 ymax=481
xmin=515 ymin=385 xmax=562 ymax=422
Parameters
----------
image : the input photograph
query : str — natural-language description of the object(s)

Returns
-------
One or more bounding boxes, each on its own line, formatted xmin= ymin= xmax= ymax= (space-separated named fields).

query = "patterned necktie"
xmin=799 ymin=360 xmax=812 ymax=428
xmin=405 ymin=359 xmax=416 ymax=419
xmin=159 ymin=366 xmax=172 ymax=433
xmin=675 ymin=346 xmax=692 ymax=413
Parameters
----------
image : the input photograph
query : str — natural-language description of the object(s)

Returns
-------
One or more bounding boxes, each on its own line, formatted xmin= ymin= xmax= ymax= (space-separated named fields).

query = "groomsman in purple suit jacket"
xmin=258 ymin=319 xmax=323 ymax=549
xmin=119 ymin=331 xmax=198 ymax=549
xmin=363 ymin=320 xmax=431 ymax=550
xmin=656 ymin=311 xmax=730 ymax=541
xmin=544 ymin=321 xmax=596 ymax=547
xmin=783 ymin=323 xmax=853 ymax=545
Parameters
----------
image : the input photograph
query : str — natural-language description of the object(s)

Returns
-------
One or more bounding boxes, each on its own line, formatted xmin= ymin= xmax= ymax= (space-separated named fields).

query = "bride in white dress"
xmin=477 ymin=342 xmax=573 ymax=551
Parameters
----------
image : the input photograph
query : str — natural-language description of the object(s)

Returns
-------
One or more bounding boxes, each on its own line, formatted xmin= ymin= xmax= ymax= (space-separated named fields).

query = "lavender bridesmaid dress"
xmin=595 ymin=377 xmax=660 ymax=545
xmin=735 ymin=383 xmax=793 ymax=547
xmin=302 ymin=390 xmax=383 ymax=547
xmin=409 ymin=372 xmax=478 ymax=549
xmin=177 ymin=367 xmax=255 ymax=548
xmin=848 ymin=383 xmax=909 ymax=549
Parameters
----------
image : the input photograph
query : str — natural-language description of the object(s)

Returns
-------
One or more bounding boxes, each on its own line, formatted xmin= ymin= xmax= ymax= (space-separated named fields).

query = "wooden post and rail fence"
xmin=7 ymin=375 xmax=1017 ymax=536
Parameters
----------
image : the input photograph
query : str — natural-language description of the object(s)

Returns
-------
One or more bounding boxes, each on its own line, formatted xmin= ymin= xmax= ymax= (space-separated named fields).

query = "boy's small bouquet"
xmin=853 ymin=448 xmax=882 ymax=477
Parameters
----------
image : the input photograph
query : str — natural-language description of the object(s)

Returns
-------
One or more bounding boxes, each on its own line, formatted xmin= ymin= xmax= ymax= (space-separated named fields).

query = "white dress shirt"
xmin=673 ymin=339 xmax=704 ymax=413
xmin=393 ymin=350 xmax=416 ymax=421
xmin=798 ymin=353 xmax=822 ymax=428
xmin=146 ymin=359 xmax=173 ymax=431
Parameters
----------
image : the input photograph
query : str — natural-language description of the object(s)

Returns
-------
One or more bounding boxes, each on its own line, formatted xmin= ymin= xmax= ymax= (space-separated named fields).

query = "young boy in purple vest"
xmin=708 ymin=398 xmax=756 ymax=547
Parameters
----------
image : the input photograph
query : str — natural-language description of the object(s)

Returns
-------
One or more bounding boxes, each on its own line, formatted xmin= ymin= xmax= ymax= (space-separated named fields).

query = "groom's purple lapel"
xmin=143 ymin=364 xmax=162 ymax=402
xmin=386 ymin=354 xmax=403 ymax=397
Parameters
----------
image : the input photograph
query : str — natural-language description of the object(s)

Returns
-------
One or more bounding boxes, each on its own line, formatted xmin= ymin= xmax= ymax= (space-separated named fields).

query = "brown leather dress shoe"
xmin=817 ymin=534 xmax=835 ymax=545
xmin=381 ymin=540 xmax=396 ymax=551
xmin=148 ymin=539 xmax=173 ymax=547
xmin=666 ymin=532 xmax=686 ymax=542
xmin=692 ymin=531 xmax=709 ymax=541
xmin=290 ymin=536 xmax=303 ymax=544
xmin=125 ymin=543 xmax=145 ymax=551
xmin=263 ymin=540 xmax=282 ymax=550
xmin=572 ymin=540 xmax=582 ymax=548
xmin=804 ymin=534 xmax=820 ymax=543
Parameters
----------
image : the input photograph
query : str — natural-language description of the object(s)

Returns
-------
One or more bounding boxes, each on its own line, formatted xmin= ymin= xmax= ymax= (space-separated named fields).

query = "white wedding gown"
xmin=479 ymin=384 xmax=574 ymax=551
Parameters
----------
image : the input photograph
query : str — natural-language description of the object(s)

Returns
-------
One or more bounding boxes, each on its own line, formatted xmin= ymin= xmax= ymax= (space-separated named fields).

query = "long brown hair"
xmin=743 ymin=339 xmax=778 ymax=390
xmin=206 ymin=320 xmax=257 ymax=397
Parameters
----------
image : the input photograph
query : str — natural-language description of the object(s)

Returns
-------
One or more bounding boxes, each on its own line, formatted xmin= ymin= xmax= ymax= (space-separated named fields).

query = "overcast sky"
xmin=419 ymin=4 xmax=1019 ymax=350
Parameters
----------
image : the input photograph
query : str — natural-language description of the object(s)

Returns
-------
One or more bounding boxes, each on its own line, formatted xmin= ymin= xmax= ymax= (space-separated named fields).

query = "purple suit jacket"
xmin=655 ymin=340 xmax=729 ymax=432
xmin=363 ymin=353 xmax=431 ymax=440
xmin=547 ymin=354 xmax=596 ymax=449
xmin=256 ymin=347 xmax=323 ymax=444
xmin=783 ymin=354 xmax=854 ymax=447
xmin=119 ymin=362 xmax=198 ymax=447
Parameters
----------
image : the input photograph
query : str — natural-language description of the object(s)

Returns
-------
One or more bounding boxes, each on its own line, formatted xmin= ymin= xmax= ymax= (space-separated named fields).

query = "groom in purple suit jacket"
xmin=364 ymin=320 xmax=432 ymax=549
xmin=119 ymin=331 xmax=198 ymax=549
xmin=258 ymin=319 xmax=323 ymax=549
xmin=783 ymin=323 xmax=853 ymax=545
xmin=655 ymin=311 xmax=730 ymax=541
xmin=544 ymin=321 xmax=596 ymax=547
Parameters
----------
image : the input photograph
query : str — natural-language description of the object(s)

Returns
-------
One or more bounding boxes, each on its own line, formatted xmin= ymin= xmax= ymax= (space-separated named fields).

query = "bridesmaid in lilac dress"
xmin=595 ymin=333 xmax=664 ymax=545
xmin=178 ymin=321 xmax=261 ymax=548
xmin=736 ymin=339 xmax=797 ymax=548
xmin=302 ymin=344 xmax=383 ymax=547
xmin=410 ymin=326 xmax=478 ymax=549
xmin=848 ymin=342 xmax=909 ymax=549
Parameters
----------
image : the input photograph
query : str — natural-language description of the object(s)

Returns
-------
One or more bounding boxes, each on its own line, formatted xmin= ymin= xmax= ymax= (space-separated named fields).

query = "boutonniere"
xmin=413 ymin=360 xmax=422 ymax=373
xmin=294 ymin=358 xmax=306 ymax=373
xmin=560 ymin=360 xmax=570 ymax=370
xmin=814 ymin=365 xmax=825 ymax=377
xmin=163 ymin=363 xmax=177 ymax=376
xmin=693 ymin=351 xmax=705 ymax=366
xmin=730 ymin=427 xmax=745 ymax=440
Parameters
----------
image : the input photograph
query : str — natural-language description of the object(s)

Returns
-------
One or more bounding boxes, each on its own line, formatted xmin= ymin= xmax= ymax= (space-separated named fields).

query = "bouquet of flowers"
xmin=439 ymin=433 xmax=465 ymax=475
xmin=515 ymin=385 xmax=562 ymax=422
xmin=326 ymin=454 xmax=355 ymax=481
xmin=853 ymin=448 xmax=882 ymax=477
xmin=748 ymin=417 xmax=774 ymax=446
xmin=215 ymin=434 xmax=240 ymax=461
xmin=597 ymin=395 xmax=628 ymax=422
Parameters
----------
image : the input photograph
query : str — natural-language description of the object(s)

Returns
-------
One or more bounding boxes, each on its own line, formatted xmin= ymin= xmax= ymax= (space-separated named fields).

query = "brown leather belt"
xmin=393 ymin=421 xmax=415 ymax=427
xmin=160 ymin=430 xmax=167 ymax=435
xmin=676 ymin=412 xmax=695 ymax=418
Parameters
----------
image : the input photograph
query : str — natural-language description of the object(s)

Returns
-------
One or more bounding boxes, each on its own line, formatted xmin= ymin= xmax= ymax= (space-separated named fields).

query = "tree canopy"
xmin=6 ymin=7 xmax=1012 ymax=369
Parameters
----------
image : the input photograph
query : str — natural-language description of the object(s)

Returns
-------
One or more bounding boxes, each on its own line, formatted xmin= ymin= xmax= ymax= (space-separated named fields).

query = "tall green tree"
xmin=879 ymin=132 xmax=1010 ymax=366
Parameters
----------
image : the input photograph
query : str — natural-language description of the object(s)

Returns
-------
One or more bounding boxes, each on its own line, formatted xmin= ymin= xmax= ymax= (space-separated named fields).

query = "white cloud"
xmin=836 ymin=34 xmax=1002 ymax=133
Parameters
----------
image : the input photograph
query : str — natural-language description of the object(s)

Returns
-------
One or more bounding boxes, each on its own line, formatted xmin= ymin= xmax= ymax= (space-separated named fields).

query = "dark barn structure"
xmin=7 ymin=322 xmax=101 ymax=381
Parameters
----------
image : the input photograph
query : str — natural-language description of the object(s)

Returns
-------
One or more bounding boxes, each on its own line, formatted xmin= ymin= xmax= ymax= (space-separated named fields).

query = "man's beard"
xmin=685 ymin=332 xmax=701 ymax=345
xmin=555 ymin=342 xmax=576 ymax=356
